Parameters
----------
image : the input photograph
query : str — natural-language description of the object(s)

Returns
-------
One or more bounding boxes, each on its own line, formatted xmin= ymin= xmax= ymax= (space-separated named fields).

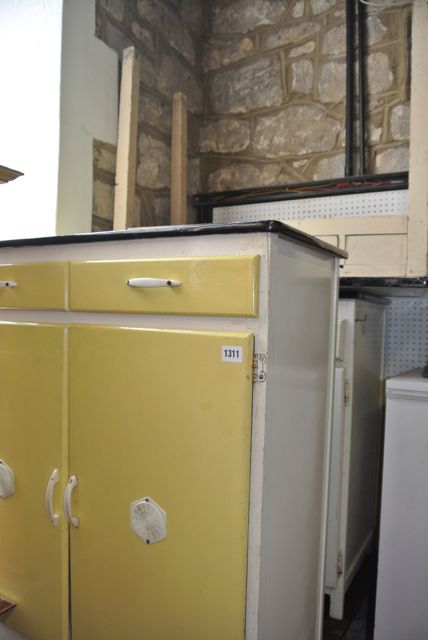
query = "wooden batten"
xmin=113 ymin=47 xmax=140 ymax=230
xmin=170 ymin=92 xmax=188 ymax=226
xmin=407 ymin=0 xmax=428 ymax=276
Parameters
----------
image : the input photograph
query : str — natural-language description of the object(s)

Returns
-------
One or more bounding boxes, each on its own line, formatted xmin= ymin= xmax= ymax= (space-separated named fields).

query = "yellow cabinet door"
xmin=0 ymin=323 xmax=68 ymax=640
xmin=68 ymin=325 xmax=254 ymax=640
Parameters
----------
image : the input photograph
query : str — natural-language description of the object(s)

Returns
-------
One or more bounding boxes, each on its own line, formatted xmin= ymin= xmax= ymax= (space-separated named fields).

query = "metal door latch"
xmin=253 ymin=354 xmax=267 ymax=382
xmin=337 ymin=551 xmax=343 ymax=577
xmin=337 ymin=551 xmax=343 ymax=578
xmin=344 ymin=379 xmax=351 ymax=406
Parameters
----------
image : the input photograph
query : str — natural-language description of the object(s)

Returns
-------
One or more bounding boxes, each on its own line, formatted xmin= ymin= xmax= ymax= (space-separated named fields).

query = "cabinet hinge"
xmin=252 ymin=354 xmax=266 ymax=383
xmin=344 ymin=379 xmax=351 ymax=406
xmin=337 ymin=552 xmax=343 ymax=578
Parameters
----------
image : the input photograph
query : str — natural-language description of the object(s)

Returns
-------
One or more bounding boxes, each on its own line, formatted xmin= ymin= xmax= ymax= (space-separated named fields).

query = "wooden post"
xmin=407 ymin=0 xmax=428 ymax=276
xmin=170 ymin=92 xmax=188 ymax=226
xmin=113 ymin=47 xmax=140 ymax=230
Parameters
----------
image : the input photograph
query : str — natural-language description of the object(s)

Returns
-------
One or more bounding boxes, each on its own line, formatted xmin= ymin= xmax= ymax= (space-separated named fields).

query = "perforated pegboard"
xmin=384 ymin=297 xmax=428 ymax=378
xmin=213 ymin=189 xmax=408 ymax=223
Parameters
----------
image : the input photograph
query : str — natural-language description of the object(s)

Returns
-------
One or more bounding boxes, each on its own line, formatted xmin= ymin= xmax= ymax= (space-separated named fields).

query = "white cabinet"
xmin=325 ymin=298 xmax=386 ymax=619
xmin=374 ymin=369 xmax=428 ymax=640
xmin=0 ymin=222 xmax=342 ymax=640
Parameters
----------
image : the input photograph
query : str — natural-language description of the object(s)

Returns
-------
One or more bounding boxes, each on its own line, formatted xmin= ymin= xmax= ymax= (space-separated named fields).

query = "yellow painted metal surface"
xmin=70 ymin=256 xmax=260 ymax=317
xmin=0 ymin=262 xmax=68 ymax=310
xmin=69 ymin=325 xmax=254 ymax=640
xmin=0 ymin=323 xmax=68 ymax=640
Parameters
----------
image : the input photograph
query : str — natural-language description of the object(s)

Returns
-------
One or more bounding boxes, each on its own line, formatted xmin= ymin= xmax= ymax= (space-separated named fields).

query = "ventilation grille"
xmin=384 ymin=297 xmax=428 ymax=378
xmin=212 ymin=190 xmax=408 ymax=223
xmin=131 ymin=497 xmax=167 ymax=544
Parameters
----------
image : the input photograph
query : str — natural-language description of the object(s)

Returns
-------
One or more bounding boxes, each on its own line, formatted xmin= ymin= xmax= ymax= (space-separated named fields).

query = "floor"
xmin=323 ymin=552 xmax=377 ymax=640
xmin=344 ymin=602 xmax=368 ymax=640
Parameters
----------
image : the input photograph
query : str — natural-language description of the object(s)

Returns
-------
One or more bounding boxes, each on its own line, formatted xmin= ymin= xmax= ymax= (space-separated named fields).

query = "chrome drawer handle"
xmin=0 ymin=281 xmax=17 ymax=288
xmin=127 ymin=278 xmax=182 ymax=288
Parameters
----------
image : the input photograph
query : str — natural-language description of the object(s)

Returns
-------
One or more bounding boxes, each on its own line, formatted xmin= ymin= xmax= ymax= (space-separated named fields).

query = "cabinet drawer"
xmin=0 ymin=262 xmax=68 ymax=310
xmin=70 ymin=256 xmax=260 ymax=316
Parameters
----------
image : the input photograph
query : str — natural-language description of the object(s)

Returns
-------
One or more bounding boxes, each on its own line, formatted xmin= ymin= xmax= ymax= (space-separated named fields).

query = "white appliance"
xmin=374 ymin=368 xmax=428 ymax=640
xmin=325 ymin=297 xmax=386 ymax=619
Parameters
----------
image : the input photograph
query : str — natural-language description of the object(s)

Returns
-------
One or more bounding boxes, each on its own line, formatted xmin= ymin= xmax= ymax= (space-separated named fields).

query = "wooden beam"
xmin=170 ymin=92 xmax=188 ymax=226
xmin=407 ymin=0 xmax=428 ymax=276
xmin=113 ymin=47 xmax=140 ymax=230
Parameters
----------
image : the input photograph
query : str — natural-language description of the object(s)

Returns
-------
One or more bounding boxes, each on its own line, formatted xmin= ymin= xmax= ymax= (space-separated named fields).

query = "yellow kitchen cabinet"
xmin=69 ymin=255 xmax=260 ymax=316
xmin=0 ymin=221 xmax=344 ymax=640
xmin=68 ymin=325 xmax=253 ymax=640
xmin=0 ymin=323 xmax=68 ymax=640
xmin=0 ymin=323 xmax=253 ymax=640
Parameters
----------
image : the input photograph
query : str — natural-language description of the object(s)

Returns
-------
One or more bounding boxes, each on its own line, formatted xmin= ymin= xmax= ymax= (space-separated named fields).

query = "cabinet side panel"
xmin=0 ymin=323 xmax=68 ymax=640
xmin=375 ymin=391 xmax=428 ymax=639
xmin=345 ymin=302 xmax=385 ymax=578
xmin=324 ymin=365 xmax=347 ymax=591
xmin=324 ymin=301 xmax=356 ymax=620
xmin=257 ymin=237 xmax=338 ymax=640
xmin=68 ymin=326 xmax=254 ymax=640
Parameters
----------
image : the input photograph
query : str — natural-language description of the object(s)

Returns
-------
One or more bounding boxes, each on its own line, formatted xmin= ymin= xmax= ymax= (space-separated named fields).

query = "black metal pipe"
xmin=358 ymin=0 xmax=368 ymax=174
xmin=198 ymin=204 xmax=213 ymax=223
xmin=345 ymin=0 xmax=356 ymax=177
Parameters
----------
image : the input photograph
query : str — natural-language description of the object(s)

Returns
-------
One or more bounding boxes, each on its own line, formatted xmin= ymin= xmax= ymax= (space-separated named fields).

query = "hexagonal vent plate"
xmin=130 ymin=497 xmax=167 ymax=544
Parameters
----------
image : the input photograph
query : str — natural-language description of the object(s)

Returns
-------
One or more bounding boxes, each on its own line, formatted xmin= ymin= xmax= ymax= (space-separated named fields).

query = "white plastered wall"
xmin=0 ymin=0 xmax=63 ymax=239
xmin=0 ymin=0 xmax=118 ymax=240
xmin=57 ymin=0 xmax=118 ymax=235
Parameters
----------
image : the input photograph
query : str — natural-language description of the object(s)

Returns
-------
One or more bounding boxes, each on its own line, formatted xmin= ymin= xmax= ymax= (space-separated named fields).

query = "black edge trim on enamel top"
xmin=0 ymin=220 xmax=348 ymax=259
xmin=341 ymin=277 xmax=428 ymax=288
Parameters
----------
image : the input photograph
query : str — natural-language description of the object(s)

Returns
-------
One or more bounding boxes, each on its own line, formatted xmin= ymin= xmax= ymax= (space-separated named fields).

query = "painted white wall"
xmin=0 ymin=0 xmax=63 ymax=239
xmin=57 ymin=0 xmax=118 ymax=235
xmin=0 ymin=0 xmax=118 ymax=240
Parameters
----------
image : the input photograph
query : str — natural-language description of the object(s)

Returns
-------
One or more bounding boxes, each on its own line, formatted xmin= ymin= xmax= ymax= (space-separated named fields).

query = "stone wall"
xmin=93 ymin=0 xmax=411 ymax=227
xmin=200 ymin=0 xmax=411 ymax=192
xmin=93 ymin=0 xmax=204 ymax=230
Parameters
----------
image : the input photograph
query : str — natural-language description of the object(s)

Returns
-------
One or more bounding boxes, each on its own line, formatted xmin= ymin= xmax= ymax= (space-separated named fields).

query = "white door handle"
xmin=45 ymin=469 xmax=60 ymax=526
xmin=0 ymin=459 xmax=14 ymax=498
xmin=0 ymin=281 xmax=17 ymax=288
xmin=64 ymin=475 xmax=79 ymax=527
xmin=127 ymin=277 xmax=182 ymax=288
